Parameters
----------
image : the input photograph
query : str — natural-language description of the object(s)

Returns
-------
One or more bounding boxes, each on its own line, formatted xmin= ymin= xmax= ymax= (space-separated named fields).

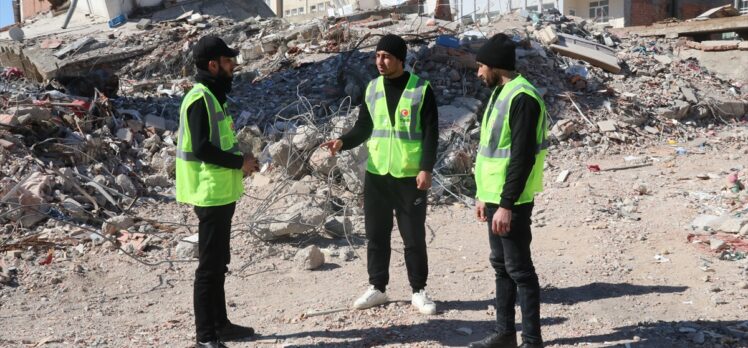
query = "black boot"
xmin=216 ymin=321 xmax=255 ymax=341
xmin=468 ymin=332 xmax=518 ymax=348
xmin=519 ymin=342 xmax=543 ymax=348
xmin=196 ymin=340 xmax=228 ymax=348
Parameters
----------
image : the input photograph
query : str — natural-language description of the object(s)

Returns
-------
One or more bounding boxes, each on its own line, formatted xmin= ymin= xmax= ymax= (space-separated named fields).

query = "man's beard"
xmin=216 ymin=67 xmax=233 ymax=93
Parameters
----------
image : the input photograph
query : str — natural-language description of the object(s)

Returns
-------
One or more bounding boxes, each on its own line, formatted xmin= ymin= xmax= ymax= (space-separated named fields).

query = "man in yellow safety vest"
xmin=176 ymin=35 xmax=258 ymax=348
xmin=320 ymin=34 xmax=439 ymax=315
xmin=469 ymin=33 xmax=548 ymax=348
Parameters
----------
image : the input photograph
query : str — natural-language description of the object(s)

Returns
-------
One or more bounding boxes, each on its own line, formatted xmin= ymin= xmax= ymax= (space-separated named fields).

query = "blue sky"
xmin=1 ymin=0 xmax=15 ymax=28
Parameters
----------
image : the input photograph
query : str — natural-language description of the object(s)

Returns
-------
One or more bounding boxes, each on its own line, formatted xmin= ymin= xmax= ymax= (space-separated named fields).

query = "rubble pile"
xmin=1 ymin=6 xmax=747 ymax=267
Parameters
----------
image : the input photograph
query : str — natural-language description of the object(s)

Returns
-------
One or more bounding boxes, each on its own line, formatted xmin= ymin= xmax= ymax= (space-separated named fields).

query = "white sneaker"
xmin=412 ymin=289 xmax=436 ymax=315
xmin=353 ymin=286 xmax=388 ymax=309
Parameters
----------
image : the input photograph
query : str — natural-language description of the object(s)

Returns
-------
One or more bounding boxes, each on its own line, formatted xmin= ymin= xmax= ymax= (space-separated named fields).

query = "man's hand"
xmin=476 ymin=200 xmax=486 ymax=222
xmin=491 ymin=207 xmax=512 ymax=236
xmin=320 ymin=139 xmax=343 ymax=156
xmin=416 ymin=171 xmax=432 ymax=190
xmin=241 ymin=154 xmax=259 ymax=177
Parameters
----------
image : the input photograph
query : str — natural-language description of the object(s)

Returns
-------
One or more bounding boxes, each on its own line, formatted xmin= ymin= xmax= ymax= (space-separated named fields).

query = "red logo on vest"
xmin=400 ymin=109 xmax=410 ymax=118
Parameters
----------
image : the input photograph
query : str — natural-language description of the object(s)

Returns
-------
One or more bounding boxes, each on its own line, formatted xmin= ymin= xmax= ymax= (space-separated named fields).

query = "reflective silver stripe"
xmin=371 ymin=129 xmax=390 ymax=138
xmin=176 ymin=150 xmax=200 ymax=162
xmin=478 ymin=139 xmax=549 ymax=159
xmin=486 ymin=83 xmax=527 ymax=152
xmin=478 ymin=145 xmax=511 ymax=158
xmin=365 ymin=79 xmax=380 ymax=117
xmin=407 ymin=77 xmax=427 ymax=136
xmin=395 ymin=131 xmax=421 ymax=140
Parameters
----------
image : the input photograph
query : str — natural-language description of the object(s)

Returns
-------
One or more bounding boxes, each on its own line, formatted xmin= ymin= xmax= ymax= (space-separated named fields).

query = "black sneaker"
xmin=519 ymin=342 xmax=543 ymax=348
xmin=468 ymin=332 xmax=518 ymax=348
xmin=196 ymin=340 xmax=228 ymax=348
xmin=216 ymin=321 xmax=255 ymax=341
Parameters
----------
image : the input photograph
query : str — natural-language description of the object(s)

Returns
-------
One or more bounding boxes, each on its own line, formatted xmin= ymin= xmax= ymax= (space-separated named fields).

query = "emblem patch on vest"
xmin=400 ymin=109 xmax=410 ymax=119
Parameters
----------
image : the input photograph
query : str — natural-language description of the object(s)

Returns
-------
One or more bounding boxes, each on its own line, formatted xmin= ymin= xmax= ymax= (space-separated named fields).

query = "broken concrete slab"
xmin=54 ymin=37 xmax=96 ymax=59
xmin=701 ymin=40 xmax=740 ymax=52
xmin=438 ymin=105 xmax=475 ymax=131
xmin=719 ymin=217 xmax=747 ymax=234
xmin=712 ymin=100 xmax=747 ymax=119
xmin=136 ymin=19 xmax=153 ymax=30
xmin=551 ymin=34 xmax=621 ymax=73
xmin=309 ymin=147 xmax=337 ymax=176
xmin=536 ymin=26 xmax=558 ymax=46
xmin=691 ymin=214 xmax=725 ymax=232
xmin=739 ymin=42 xmax=748 ymax=51
xmin=658 ymin=100 xmax=690 ymax=120
xmin=551 ymin=119 xmax=578 ymax=140
xmin=680 ymin=87 xmax=698 ymax=104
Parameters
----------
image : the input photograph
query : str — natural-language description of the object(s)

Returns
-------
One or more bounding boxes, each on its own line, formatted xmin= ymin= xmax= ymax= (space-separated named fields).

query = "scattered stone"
xmin=738 ymin=281 xmax=748 ymax=290
xmin=339 ymin=246 xmax=355 ymax=261
xmin=292 ymin=125 xmax=322 ymax=151
xmin=250 ymin=173 xmax=272 ymax=188
xmin=633 ymin=182 xmax=648 ymax=195
xmin=654 ymin=55 xmax=672 ymax=65
xmin=680 ymin=87 xmax=698 ymax=104
xmin=268 ymin=139 xmax=305 ymax=178
xmin=144 ymin=174 xmax=170 ymax=188
xmin=709 ymin=238 xmax=726 ymax=251
xmin=658 ymin=100 xmax=690 ymax=120
xmin=323 ymin=216 xmax=353 ymax=237
xmin=308 ymin=147 xmax=337 ymax=176
xmin=691 ymin=215 xmax=724 ymax=232
xmin=115 ymin=174 xmax=138 ymax=196
xmin=718 ymin=217 xmax=747 ymax=234
xmin=551 ymin=119 xmax=578 ymax=140
xmin=295 ymin=245 xmax=325 ymax=270
xmin=556 ymin=170 xmax=570 ymax=183
xmin=176 ymin=234 xmax=199 ymax=259
xmin=597 ymin=120 xmax=617 ymax=133
xmin=136 ymin=18 xmax=153 ymax=30
xmin=102 ymin=215 xmax=135 ymax=235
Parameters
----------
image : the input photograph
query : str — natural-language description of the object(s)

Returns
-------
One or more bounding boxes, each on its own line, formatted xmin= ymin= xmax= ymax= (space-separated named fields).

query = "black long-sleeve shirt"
xmin=186 ymin=69 xmax=243 ymax=169
xmin=338 ymin=72 xmax=439 ymax=172
xmin=483 ymin=84 xmax=541 ymax=210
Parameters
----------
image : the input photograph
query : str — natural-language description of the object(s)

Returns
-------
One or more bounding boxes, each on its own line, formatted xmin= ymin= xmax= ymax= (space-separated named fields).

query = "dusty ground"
xmin=2 ymin=130 xmax=748 ymax=348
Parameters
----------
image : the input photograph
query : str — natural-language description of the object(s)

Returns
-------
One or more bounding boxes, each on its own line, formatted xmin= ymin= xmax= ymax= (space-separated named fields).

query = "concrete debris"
xmin=176 ymin=234 xmax=200 ymax=259
xmin=323 ymin=216 xmax=353 ymax=237
xmin=295 ymin=245 xmax=325 ymax=270
xmin=102 ymin=216 xmax=135 ymax=235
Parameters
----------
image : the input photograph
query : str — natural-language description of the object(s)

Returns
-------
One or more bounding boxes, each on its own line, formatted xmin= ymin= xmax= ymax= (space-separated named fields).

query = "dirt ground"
xmin=2 ymin=131 xmax=748 ymax=348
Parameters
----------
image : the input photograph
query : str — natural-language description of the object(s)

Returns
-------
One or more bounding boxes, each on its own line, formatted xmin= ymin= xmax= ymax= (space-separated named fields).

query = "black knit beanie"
xmin=476 ymin=33 xmax=516 ymax=71
xmin=376 ymin=34 xmax=407 ymax=63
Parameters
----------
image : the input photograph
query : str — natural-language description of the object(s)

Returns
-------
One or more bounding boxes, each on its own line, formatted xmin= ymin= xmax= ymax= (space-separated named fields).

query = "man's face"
xmin=209 ymin=56 xmax=236 ymax=78
xmin=376 ymin=50 xmax=403 ymax=78
xmin=477 ymin=62 xmax=499 ymax=87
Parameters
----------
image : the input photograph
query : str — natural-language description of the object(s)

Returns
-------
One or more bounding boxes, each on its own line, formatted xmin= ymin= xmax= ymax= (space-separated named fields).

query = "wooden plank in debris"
xmin=550 ymin=34 xmax=621 ymax=73
xmin=619 ymin=16 xmax=748 ymax=38
xmin=54 ymin=37 xmax=95 ymax=59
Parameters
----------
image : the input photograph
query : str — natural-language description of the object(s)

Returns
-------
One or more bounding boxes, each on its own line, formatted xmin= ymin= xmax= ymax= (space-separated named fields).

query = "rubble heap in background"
xmin=1 ymin=7 xmax=747 ymax=269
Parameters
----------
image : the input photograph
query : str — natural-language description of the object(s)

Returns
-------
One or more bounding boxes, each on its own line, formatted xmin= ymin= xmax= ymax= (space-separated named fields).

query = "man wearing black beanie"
xmin=320 ymin=34 xmax=439 ymax=315
xmin=469 ymin=33 xmax=548 ymax=348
